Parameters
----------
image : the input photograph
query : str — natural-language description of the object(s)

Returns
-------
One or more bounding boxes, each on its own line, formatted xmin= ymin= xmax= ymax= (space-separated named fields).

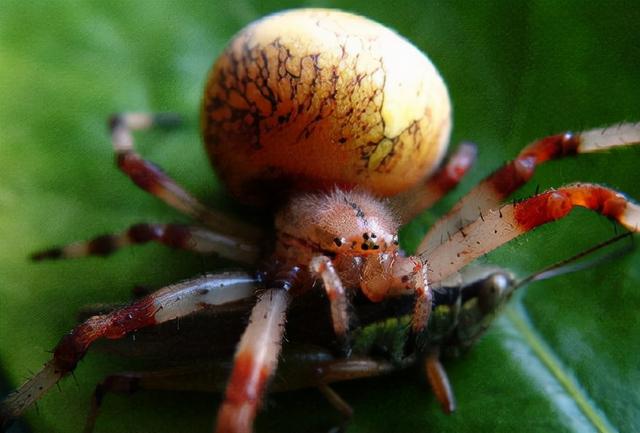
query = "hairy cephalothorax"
xmin=274 ymin=189 xmax=431 ymax=338
xmin=2 ymin=8 xmax=640 ymax=433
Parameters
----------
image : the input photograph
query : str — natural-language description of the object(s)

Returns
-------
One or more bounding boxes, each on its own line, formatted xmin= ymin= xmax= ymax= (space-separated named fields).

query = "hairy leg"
xmin=421 ymin=123 xmax=640 ymax=253
xmin=421 ymin=183 xmax=640 ymax=284
xmin=392 ymin=142 xmax=477 ymax=223
xmin=0 ymin=272 xmax=257 ymax=428
xmin=31 ymin=222 xmax=259 ymax=264
xmin=216 ymin=289 xmax=290 ymax=433
xmin=310 ymin=256 xmax=351 ymax=342
xmin=110 ymin=113 xmax=261 ymax=240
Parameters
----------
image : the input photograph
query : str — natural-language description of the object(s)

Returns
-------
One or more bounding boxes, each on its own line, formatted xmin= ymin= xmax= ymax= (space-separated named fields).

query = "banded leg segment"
xmin=216 ymin=289 xmax=290 ymax=433
xmin=110 ymin=113 xmax=261 ymax=240
xmin=0 ymin=272 xmax=258 ymax=427
xmin=392 ymin=142 xmax=477 ymax=223
xmin=423 ymin=183 xmax=640 ymax=284
xmin=420 ymin=123 xmax=640 ymax=254
xmin=310 ymin=256 xmax=350 ymax=340
xmin=31 ymin=222 xmax=259 ymax=264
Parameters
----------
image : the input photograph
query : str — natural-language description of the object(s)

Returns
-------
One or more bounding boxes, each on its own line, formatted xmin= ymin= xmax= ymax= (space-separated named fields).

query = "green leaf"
xmin=1 ymin=1 xmax=639 ymax=432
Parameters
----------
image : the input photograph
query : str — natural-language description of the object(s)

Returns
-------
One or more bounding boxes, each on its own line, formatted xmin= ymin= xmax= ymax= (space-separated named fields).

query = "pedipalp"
xmin=310 ymin=255 xmax=351 ymax=342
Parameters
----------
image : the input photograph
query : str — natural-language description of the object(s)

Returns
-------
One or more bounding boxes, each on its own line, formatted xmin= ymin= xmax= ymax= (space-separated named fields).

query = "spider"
xmin=1 ymin=8 xmax=640 ymax=433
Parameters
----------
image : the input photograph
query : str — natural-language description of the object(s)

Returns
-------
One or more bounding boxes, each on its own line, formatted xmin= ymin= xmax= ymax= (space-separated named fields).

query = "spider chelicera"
xmin=2 ymin=8 xmax=639 ymax=433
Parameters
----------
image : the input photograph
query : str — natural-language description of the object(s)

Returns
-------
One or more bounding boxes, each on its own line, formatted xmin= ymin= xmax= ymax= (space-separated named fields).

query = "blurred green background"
xmin=1 ymin=1 xmax=639 ymax=432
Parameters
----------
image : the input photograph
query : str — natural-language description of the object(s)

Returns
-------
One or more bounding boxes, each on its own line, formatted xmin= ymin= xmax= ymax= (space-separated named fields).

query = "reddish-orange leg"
xmin=423 ymin=183 xmax=640 ymax=284
xmin=216 ymin=289 xmax=290 ymax=433
xmin=110 ymin=112 xmax=261 ymax=241
xmin=31 ymin=222 xmax=259 ymax=264
xmin=214 ymin=253 xmax=434 ymax=432
xmin=414 ymin=184 xmax=640 ymax=413
xmin=30 ymin=112 xmax=263 ymax=263
xmin=392 ymin=142 xmax=478 ymax=223
xmin=0 ymin=272 xmax=257 ymax=427
xmin=420 ymin=123 xmax=640 ymax=253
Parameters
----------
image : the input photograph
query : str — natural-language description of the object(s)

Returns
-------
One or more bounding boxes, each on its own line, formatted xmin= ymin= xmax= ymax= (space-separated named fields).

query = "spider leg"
xmin=31 ymin=222 xmax=259 ymax=264
xmin=425 ymin=352 xmax=455 ymax=414
xmin=216 ymin=288 xmax=290 ymax=433
xmin=110 ymin=113 xmax=261 ymax=240
xmin=0 ymin=272 xmax=258 ymax=428
xmin=421 ymin=183 xmax=640 ymax=284
xmin=421 ymin=122 xmax=640 ymax=253
xmin=392 ymin=142 xmax=477 ymax=222
xmin=310 ymin=256 xmax=351 ymax=344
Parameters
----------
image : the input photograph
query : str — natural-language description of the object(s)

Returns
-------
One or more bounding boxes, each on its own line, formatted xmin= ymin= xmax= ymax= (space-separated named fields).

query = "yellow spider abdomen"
xmin=201 ymin=9 xmax=451 ymax=205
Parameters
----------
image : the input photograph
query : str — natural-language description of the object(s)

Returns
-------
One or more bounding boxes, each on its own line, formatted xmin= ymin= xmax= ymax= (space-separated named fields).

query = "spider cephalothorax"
xmin=276 ymin=189 xmax=400 ymax=257
xmin=2 ymin=8 xmax=640 ymax=433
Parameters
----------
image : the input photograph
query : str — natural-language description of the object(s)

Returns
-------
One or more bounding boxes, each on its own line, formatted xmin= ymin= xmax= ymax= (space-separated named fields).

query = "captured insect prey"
xmin=1 ymin=5 xmax=639 ymax=433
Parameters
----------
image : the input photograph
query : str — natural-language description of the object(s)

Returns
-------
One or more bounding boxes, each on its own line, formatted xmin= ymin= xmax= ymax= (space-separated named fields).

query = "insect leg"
xmin=313 ymin=356 xmax=414 ymax=423
xmin=82 ymin=364 xmax=233 ymax=433
xmin=421 ymin=122 xmax=640 ymax=253
xmin=421 ymin=183 xmax=640 ymax=284
xmin=392 ymin=142 xmax=477 ymax=222
xmin=317 ymin=384 xmax=353 ymax=418
xmin=0 ymin=272 xmax=258 ymax=428
xmin=84 ymin=373 xmax=142 ymax=433
xmin=31 ymin=222 xmax=259 ymax=264
xmin=110 ymin=113 xmax=261 ymax=240
xmin=82 ymin=373 xmax=355 ymax=433
xmin=79 ymin=353 xmax=404 ymax=432
xmin=425 ymin=353 xmax=455 ymax=414
xmin=216 ymin=288 xmax=290 ymax=433
xmin=310 ymin=256 xmax=351 ymax=343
